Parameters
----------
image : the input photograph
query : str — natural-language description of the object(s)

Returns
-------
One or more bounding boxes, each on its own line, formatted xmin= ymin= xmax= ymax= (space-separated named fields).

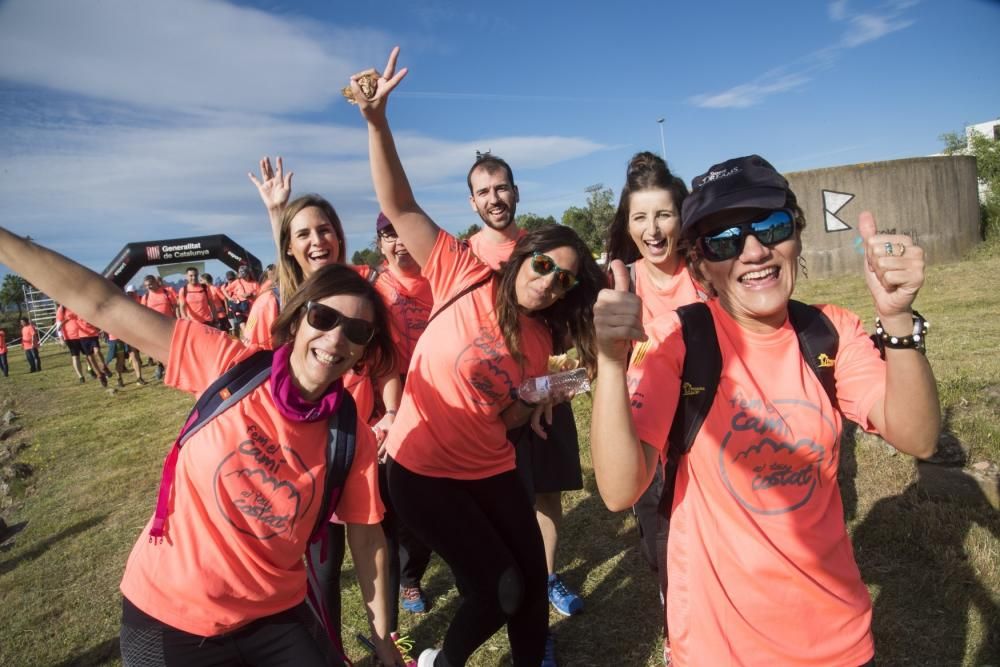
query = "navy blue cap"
xmin=681 ymin=155 xmax=790 ymax=237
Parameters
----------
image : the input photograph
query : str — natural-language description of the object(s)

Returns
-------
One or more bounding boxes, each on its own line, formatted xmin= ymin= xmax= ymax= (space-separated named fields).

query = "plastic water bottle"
xmin=517 ymin=367 xmax=591 ymax=403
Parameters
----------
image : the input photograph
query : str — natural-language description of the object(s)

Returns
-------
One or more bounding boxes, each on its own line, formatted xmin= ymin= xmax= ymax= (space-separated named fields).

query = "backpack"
xmin=657 ymin=300 xmax=839 ymax=517
xmin=147 ymin=349 xmax=358 ymax=665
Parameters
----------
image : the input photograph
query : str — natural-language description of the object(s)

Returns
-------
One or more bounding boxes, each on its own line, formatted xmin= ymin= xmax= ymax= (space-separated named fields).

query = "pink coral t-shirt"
xmin=627 ymin=299 xmax=885 ymax=667
xmin=467 ymin=228 xmax=526 ymax=271
xmin=120 ymin=321 xmax=382 ymax=636
xmin=385 ymin=230 xmax=550 ymax=479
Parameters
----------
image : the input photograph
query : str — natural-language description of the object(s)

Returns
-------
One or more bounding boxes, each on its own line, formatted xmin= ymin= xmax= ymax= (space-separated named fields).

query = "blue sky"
xmin=1 ymin=0 xmax=998 ymax=281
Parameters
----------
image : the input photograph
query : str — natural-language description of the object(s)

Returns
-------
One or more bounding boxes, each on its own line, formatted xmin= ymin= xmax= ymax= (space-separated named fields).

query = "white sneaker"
xmin=417 ymin=648 xmax=441 ymax=667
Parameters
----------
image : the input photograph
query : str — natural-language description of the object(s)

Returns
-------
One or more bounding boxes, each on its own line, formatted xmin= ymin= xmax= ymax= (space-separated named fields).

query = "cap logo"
xmin=702 ymin=166 xmax=742 ymax=185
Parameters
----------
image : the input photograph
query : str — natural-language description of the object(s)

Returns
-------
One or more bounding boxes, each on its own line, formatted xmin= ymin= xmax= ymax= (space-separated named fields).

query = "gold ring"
xmin=884 ymin=242 xmax=894 ymax=256
xmin=896 ymin=243 xmax=906 ymax=257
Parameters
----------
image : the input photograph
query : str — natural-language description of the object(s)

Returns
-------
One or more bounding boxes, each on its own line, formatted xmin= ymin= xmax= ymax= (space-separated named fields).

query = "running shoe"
xmin=88 ymin=368 xmax=97 ymax=378
xmin=390 ymin=632 xmax=417 ymax=667
xmin=417 ymin=648 xmax=441 ymax=667
xmin=117 ymin=377 xmax=125 ymax=388
xmin=547 ymin=573 xmax=583 ymax=616
xmin=77 ymin=377 xmax=85 ymax=384
xmin=401 ymin=586 xmax=428 ymax=613
xmin=542 ymin=632 xmax=558 ymax=667
xmin=136 ymin=378 xmax=148 ymax=386
xmin=98 ymin=373 xmax=108 ymax=388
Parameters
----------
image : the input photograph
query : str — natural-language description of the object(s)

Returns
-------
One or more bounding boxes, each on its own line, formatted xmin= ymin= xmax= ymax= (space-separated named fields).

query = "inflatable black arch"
xmin=101 ymin=235 xmax=264 ymax=288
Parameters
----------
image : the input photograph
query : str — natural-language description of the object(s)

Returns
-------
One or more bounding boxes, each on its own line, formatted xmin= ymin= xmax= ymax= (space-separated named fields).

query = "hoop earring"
xmin=798 ymin=255 xmax=808 ymax=279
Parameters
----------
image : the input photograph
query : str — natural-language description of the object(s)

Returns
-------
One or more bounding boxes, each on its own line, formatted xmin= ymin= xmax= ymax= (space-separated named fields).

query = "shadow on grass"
xmin=52 ymin=636 xmax=120 ymax=667
xmin=853 ymin=466 xmax=1000 ymax=665
xmin=0 ymin=514 xmax=108 ymax=576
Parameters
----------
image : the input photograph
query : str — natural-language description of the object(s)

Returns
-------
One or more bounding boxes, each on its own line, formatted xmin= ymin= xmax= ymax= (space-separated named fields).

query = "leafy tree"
xmin=351 ymin=248 xmax=381 ymax=268
xmin=457 ymin=223 xmax=481 ymax=240
xmin=515 ymin=213 xmax=557 ymax=232
xmin=0 ymin=274 xmax=26 ymax=316
xmin=561 ymin=185 xmax=615 ymax=253
xmin=943 ymin=126 xmax=1000 ymax=239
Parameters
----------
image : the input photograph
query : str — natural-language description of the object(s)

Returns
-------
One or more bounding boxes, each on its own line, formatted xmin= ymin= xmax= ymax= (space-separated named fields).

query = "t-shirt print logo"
xmin=213 ymin=426 xmax=317 ymax=540
xmin=717 ymin=395 xmax=836 ymax=515
xmin=454 ymin=326 xmax=516 ymax=406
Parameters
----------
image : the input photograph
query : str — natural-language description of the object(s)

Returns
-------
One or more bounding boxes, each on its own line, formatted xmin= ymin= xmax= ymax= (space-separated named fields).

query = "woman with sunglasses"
xmin=0 ymin=227 xmax=405 ymax=666
xmin=591 ymin=154 xmax=940 ymax=667
xmin=350 ymin=48 xmax=604 ymax=666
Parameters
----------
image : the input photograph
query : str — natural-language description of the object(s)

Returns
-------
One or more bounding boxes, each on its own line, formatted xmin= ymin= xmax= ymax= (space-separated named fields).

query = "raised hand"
xmin=350 ymin=46 xmax=408 ymax=122
xmin=858 ymin=211 xmax=925 ymax=319
xmin=593 ymin=260 xmax=646 ymax=362
xmin=247 ymin=156 xmax=293 ymax=214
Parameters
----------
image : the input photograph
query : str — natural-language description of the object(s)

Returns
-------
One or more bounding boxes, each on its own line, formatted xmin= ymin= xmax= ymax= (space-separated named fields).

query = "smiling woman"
xmin=0 ymin=226 xmax=406 ymax=666
xmin=591 ymin=154 xmax=941 ymax=667
xmin=351 ymin=47 xmax=606 ymax=666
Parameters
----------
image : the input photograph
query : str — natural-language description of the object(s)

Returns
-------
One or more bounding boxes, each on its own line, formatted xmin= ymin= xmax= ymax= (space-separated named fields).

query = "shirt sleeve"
xmin=626 ymin=312 xmax=686 ymax=454
xmin=423 ymin=229 xmax=494 ymax=304
xmin=821 ymin=305 xmax=887 ymax=433
xmin=165 ymin=320 xmax=255 ymax=396
xmin=333 ymin=421 xmax=385 ymax=525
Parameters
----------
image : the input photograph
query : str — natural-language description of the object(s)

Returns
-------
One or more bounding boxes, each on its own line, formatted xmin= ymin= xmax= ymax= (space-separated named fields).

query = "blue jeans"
xmin=24 ymin=348 xmax=40 ymax=372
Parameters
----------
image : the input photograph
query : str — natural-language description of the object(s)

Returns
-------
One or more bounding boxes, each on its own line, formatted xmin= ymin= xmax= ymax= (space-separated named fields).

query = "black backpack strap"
xmin=149 ymin=349 xmax=274 ymax=541
xmin=787 ymin=300 xmax=840 ymax=411
xmin=304 ymin=392 xmax=358 ymax=660
xmin=659 ymin=302 xmax=722 ymax=517
xmin=427 ymin=276 xmax=492 ymax=325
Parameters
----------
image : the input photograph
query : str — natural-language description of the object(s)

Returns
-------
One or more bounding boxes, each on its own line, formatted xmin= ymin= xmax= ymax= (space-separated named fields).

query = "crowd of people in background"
xmin=0 ymin=46 xmax=944 ymax=667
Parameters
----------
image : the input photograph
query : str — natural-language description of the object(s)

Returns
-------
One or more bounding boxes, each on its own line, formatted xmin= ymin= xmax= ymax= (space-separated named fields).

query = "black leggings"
xmin=387 ymin=458 xmax=548 ymax=666
xmin=119 ymin=597 xmax=334 ymax=667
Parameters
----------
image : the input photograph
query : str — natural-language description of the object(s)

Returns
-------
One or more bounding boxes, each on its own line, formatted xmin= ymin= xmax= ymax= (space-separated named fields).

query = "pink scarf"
xmin=270 ymin=343 xmax=344 ymax=422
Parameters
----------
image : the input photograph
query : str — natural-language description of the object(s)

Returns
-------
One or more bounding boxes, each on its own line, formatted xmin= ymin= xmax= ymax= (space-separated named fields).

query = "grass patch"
xmin=1 ymin=244 xmax=999 ymax=666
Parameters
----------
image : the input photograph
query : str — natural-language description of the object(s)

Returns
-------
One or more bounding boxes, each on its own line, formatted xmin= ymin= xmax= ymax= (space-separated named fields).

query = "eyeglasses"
xmin=697 ymin=209 xmax=796 ymax=262
xmin=530 ymin=252 xmax=578 ymax=291
xmin=305 ymin=301 xmax=376 ymax=346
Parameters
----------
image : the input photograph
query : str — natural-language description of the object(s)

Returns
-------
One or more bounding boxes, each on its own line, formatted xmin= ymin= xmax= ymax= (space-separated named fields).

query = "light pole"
xmin=656 ymin=118 xmax=666 ymax=160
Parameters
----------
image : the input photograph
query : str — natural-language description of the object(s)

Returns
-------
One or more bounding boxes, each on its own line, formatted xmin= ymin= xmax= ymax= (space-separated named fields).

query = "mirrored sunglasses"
xmin=698 ymin=209 xmax=796 ymax=262
xmin=305 ymin=301 xmax=376 ymax=346
xmin=530 ymin=252 xmax=579 ymax=291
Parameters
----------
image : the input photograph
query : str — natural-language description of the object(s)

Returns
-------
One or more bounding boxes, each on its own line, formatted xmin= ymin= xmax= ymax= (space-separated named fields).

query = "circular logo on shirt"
xmin=213 ymin=435 xmax=317 ymax=540
xmin=717 ymin=398 xmax=836 ymax=515
xmin=454 ymin=327 xmax=517 ymax=407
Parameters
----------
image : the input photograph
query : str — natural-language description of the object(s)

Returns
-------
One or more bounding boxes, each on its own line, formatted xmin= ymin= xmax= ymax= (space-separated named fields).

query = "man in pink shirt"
xmin=20 ymin=317 xmax=41 ymax=373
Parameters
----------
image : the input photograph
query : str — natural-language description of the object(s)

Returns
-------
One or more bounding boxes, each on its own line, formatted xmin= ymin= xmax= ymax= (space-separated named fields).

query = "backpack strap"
xmin=787 ymin=300 xmax=840 ymax=410
xmin=149 ymin=349 xmax=274 ymax=541
xmin=304 ymin=392 xmax=358 ymax=662
xmin=367 ymin=267 xmax=381 ymax=285
xmin=659 ymin=302 xmax=721 ymax=517
xmin=427 ymin=276 xmax=492 ymax=325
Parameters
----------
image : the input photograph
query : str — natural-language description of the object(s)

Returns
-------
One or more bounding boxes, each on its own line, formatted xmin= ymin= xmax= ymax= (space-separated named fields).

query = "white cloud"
xmin=691 ymin=1 xmax=916 ymax=109
xmin=0 ymin=0 xmax=389 ymax=114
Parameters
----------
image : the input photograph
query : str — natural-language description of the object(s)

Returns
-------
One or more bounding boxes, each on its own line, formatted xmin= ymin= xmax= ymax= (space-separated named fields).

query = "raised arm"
xmin=858 ymin=212 xmax=940 ymax=458
xmin=248 ymin=156 xmax=293 ymax=247
xmin=0 ymin=228 xmax=174 ymax=363
xmin=351 ymin=47 xmax=439 ymax=268
xmin=590 ymin=260 xmax=660 ymax=511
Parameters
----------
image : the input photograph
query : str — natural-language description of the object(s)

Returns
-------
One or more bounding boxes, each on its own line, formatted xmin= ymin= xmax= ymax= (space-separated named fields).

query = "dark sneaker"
xmin=154 ymin=364 xmax=164 ymax=380
xmin=547 ymin=573 xmax=583 ymax=616
xmin=117 ymin=377 xmax=125 ymax=388
xmin=88 ymin=368 xmax=97 ymax=378
xmin=401 ymin=586 xmax=428 ymax=613
xmin=136 ymin=378 xmax=148 ymax=386
xmin=78 ymin=377 xmax=85 ymax=384
xmin=542 ymin=632 xmax=557 ymax=667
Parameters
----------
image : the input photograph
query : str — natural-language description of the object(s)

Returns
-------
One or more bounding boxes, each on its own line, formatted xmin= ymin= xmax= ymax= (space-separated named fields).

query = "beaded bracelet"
xmin=874 ymin=311 xmax=928 ymax=355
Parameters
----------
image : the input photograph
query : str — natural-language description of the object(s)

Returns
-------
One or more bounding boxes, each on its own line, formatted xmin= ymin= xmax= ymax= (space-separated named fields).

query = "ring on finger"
xmin=884 ymin=242 xmax=894 ymax=256
xmin=896 ymin=243 xmax=906 ymax=257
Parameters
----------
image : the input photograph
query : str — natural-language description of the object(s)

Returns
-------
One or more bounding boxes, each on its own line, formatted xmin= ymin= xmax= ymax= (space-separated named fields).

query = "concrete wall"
xmin=785 ymin=156 xmax=981 ymax=278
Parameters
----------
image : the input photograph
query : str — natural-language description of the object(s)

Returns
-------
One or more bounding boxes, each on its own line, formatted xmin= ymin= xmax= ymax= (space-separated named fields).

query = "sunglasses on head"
xmin=530 ymin=252 xmax=579 ymax=292
xmin=697 ymin=209 xmax=796 ymax=262
xmin=305 ymin=301 xmax=375 ymax=346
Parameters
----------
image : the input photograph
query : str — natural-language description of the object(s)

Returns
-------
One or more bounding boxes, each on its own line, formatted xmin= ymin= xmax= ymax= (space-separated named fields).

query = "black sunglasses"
xmin=530 ymin=252 xmax=579 ymax=291
xmin=698 ymin=209 xmax=796 ymax=262
xmin=305 ymin=301 xmax=375 ymax=346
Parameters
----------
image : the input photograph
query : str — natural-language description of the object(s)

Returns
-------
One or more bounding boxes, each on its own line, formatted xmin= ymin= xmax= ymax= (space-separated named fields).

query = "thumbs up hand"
xmin=858 ymin=211 xmax=925 ymax=320
xmin=594 ymin=260 xmax=646 ymax=362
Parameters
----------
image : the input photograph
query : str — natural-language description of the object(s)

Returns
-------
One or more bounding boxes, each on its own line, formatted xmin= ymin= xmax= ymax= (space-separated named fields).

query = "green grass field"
xmin=1 ymin=244 xmax=998 ymax=666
